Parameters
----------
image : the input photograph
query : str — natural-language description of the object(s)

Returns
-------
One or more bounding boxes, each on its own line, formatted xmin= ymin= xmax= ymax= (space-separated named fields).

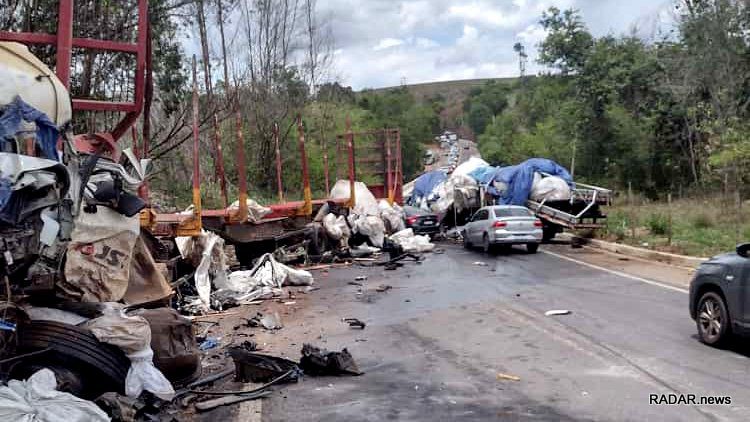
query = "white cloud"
xmin=517 ymin=24 xmax=547 ymax=46
xmin=447 ymin=2 xmax=521 ymax=28
xmin=373 ymin=38 xmax=405 ymax=51
xmin=415 ymin=37 xmax=440 ymax=49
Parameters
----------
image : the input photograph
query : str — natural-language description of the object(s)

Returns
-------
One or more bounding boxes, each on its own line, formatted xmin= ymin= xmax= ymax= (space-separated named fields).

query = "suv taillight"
xmin=406 ymin=216 xmax=418 ymax=225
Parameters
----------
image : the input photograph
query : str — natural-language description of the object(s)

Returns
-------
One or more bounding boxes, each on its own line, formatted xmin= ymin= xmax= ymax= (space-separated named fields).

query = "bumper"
xmin=410 ymin=224 xmax=440 ymax=235
xmin=491 ymin=229 xmax=542 ymax=244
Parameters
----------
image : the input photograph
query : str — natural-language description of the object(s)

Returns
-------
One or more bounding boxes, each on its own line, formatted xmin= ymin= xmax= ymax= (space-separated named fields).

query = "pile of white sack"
xmin=390 ymin=228 xmax=435 ymax=253
xmin=328 ymin=180 xmax=407 ymax=249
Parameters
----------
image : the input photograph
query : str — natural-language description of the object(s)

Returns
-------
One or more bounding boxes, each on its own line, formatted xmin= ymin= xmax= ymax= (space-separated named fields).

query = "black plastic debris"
xmin=299 ymin=344 xmax=363 ymax=376
xmin=228 ymin=345 xmax=301 ymax=383
xmin=342 ymin=318 xmax=366 ymax=329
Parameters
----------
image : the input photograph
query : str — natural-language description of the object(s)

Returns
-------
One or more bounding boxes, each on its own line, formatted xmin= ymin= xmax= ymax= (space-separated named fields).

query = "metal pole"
xmin=346 ymin=115 xmax=356 ymax=208
xmin=213 ymin=114 xmax=228 ymax=209
xmin=297 ymin=115 xmax=313 ymax=216
xmin=191 ymin=55 xmax=203 ymax=224
xmin=139 ymin=22 xmax=153 ymax=202
xmin=395 ymin=129 xmax=402 ymax=203
xmin=235 ymin=93 xmax=248 ymax=222
xmin=56 ymin=0 xmax=73 ymax=89
xmin=386 ymin=130 xmax=393 ymax=204
xmin=273 ymin=123 xmax=284 ymax=203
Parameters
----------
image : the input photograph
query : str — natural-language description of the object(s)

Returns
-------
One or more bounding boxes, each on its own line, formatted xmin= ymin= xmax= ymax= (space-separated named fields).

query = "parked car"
xmin=462 ymin=205 xmax=542 ymax=253
xmin=689 ymin=243 xmax=750 ymax=346
xmin=403 ymin=206 xmax=440 ymax=237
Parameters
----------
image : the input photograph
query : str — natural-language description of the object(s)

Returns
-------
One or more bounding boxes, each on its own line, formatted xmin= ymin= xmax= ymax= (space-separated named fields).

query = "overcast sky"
xmin=318 ymin=0 xmax=674 ymax=89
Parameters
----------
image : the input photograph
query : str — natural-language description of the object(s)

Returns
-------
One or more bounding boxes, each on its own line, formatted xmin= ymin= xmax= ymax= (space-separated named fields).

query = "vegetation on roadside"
xmin=600 ymin=196 xmax=750 ymax=257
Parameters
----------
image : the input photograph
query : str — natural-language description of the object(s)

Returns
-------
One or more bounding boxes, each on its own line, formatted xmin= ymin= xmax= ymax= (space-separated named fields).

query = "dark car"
xmin=403 ymin=206 xmax=440 ymax=236
xmin=689 ymin=243 xmax=750 ymax=346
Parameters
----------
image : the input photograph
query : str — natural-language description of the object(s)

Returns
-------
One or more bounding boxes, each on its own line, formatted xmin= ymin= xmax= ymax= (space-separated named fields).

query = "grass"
xmin=599 ymin=195 xmax=750 ymax=257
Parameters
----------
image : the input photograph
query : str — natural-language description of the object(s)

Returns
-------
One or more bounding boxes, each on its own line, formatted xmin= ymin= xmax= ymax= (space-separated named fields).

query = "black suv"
xmin=689 ymin=243 xmax=750 ymax=346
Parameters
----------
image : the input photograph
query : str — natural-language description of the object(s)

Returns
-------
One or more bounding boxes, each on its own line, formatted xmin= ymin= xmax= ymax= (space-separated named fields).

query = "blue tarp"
xmin=0 ymin=96 xmax=59 ymax=161
xmin=411 ymin=170 xmax=447 ymax=203
xmin=468 ymin=158 xmax=574 ymax=205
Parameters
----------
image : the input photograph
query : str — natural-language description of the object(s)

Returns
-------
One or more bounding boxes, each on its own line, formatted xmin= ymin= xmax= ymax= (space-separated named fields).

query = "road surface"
xmin=258 ymin=243 xmax=750 ymax=422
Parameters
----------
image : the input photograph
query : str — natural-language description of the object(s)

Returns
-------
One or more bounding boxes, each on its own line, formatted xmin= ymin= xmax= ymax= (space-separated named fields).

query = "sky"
xmin=317 ymin=0 xmax=675 ymax=89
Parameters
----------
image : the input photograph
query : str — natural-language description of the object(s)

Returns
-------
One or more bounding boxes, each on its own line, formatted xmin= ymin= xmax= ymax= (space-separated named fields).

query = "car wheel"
xmin=526 ymin=243 xmax=539 ymax=254
xmin=462 ymin=232 xmax=471 ymax=249
xmin=482 ymin=234 xmax=494 ymax=255
xmin=696 ymin=292 xmax=731 ymax=346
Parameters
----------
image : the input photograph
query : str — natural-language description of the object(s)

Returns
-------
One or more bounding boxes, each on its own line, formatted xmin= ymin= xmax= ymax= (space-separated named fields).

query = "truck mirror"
xmin=737 ymin=243 xmax=750 ymax=258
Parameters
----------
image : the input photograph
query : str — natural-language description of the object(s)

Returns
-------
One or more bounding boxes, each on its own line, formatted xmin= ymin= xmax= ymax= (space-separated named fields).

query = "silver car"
xmin=462 ymin=205 xmax=543 ymax=253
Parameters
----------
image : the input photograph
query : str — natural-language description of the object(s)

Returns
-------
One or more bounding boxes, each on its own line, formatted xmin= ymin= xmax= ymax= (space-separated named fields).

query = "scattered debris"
xmin=348 ymin=281 xmax=363 ymax=287
xmin=473 ymin=261 xmax=488 ymax=266
xmin=228 ymin=347 xmax=301 ymax=384
xmin=342 ymin=318 xmax=366 ymax=329
xmin=283 ymin=301 xmax=297 ymax=305
xmin=355 ymin=275 xmax=368 ymax=281
xmin=194 ymin=391 xmax=271 ymax=412
xmin=376 ymin=284 xmax=392 ymax=292
xmin=94 ymin=392 xmax=143 ymax=422
xmin=300 ymin=344 xmax=363 ymax=376
xmin=496 ymin=372 xmax=521 ymax=382
xmin=199 ymin=338 xmax=220 ymax=351
xmin=544 ymin=310 xmax=572 ymax=316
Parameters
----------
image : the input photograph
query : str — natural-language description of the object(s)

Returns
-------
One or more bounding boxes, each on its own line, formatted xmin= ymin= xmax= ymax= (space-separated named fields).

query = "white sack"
xmin=378 ymin=200 xmax=405 ymax=233
xmin=530 ymin=174 xmax=571 ymax=202
xmin=84 ymin=304 xmax=175 ymax=401
xmin=389 ymin=228 xmax=435 ymax=253
xmin=322 ymin=213 xmax=343 ymax=240
xmin=228 ymin=198 xmax=272 ymax=223
xmin=330 ymin=180 xmax=379 ymax=216
xmin=353 ymin=215 xmax=385 ymax=248
xmin=0 ymin=369 xmax=109 ymax=422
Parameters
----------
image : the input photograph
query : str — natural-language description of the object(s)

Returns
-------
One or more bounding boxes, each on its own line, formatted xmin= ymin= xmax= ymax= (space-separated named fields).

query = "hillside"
xmin=361 ymin=77 xmax=519 ymax=140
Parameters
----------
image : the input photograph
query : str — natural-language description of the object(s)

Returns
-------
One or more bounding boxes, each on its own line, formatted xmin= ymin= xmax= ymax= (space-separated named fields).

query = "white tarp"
xmin=530 ymin=174 xmax=571 ymax=202
xmin=0 ymin=369 xmax=109 ymax=422
xmin=431 ymin=174 xmax=479 ymax=215
xmin=216 ymin=253 xmax=314 ymax=304
xmin=84 ymin=303 xmax=175 ymax=401
xmin=176 ymin=231 xmax=228 ymax=308
xmin=390 ymin=228 xmax=436 ymax=253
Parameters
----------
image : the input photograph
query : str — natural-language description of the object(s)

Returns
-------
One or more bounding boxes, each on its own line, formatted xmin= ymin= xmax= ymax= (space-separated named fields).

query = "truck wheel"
xmin=697 ymin=292 xmax=731 ymax=346
xmin=526 ymin=243 xmax=539 ymax=254
xmin=542 ymin=227 xmax=556 ymax=242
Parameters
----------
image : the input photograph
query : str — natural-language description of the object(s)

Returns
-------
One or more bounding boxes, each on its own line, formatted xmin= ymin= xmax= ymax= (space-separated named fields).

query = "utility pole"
xmin=513 ymin=42 xmax=527 ymax=79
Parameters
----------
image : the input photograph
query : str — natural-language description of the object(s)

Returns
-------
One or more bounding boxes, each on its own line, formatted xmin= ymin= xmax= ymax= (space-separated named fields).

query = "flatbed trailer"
xmin=526 ymin=178 xmax=612 ymax=241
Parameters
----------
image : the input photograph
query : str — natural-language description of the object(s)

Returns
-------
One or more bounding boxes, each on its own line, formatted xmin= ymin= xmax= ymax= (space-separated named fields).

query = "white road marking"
xmin=541 ymin=250 xmax=689 ymax=294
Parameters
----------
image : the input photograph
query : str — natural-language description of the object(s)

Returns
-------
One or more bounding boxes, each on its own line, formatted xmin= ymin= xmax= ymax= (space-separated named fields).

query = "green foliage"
xmin=691 ymin=213 xmax=714 ymax=229
xmin=646 ymin=213 xmax=670 ymax=236
xmin=538 ymin=7 xmax=594 ymax=74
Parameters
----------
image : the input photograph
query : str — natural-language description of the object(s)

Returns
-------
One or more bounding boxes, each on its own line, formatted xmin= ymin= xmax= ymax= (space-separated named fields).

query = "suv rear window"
xmin=494 ymin=208 xmax=532 ymax=217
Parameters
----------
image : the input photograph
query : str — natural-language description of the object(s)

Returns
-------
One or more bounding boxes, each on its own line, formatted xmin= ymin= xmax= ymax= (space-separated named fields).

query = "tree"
xmin=538 ymin=7 xmax=593 ymax=74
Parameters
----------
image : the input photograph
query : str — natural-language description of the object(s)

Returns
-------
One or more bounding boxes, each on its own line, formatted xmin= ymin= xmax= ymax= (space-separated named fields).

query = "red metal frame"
xmin=0 ymin=0 xmax=149 ymax=141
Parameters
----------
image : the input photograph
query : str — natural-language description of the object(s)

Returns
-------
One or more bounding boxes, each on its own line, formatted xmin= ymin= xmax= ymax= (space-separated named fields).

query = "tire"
xmin=463 ymin=232 xmax=472 ymax=249
xmin=542 ymin=227 xmax=556 ymax=242
xmin=526 ymin=243 xmax=539 ymax=254
xmin=696 ymin=292 xmax=731 ymax=346
xmin=482 ymin=234 xmax=494 ymax=255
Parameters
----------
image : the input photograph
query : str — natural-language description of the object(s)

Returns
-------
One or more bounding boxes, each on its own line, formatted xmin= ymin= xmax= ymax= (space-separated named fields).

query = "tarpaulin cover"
xmin=469 ymin=158 xmax=573 ymax=205
xmin=411 ymin=170 xmax=447 ymax=202
xmin=0 ymin=96 xmax=59 ymax=161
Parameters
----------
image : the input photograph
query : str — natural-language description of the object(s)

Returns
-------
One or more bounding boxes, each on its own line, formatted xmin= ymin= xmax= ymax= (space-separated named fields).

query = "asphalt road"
xmin=261 ymin=243 xmax=750 ymax=422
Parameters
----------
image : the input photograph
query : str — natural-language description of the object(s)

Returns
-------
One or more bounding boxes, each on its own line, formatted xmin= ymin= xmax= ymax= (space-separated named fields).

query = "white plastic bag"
xmin=0 ymin=369 xmax=109 ymax=422
xmin=378 ymin=200 xmax=405 ymax=233
xmin=85 ymin=304 xmax=175 ymax=401
xmin=390 ymin=228 xmax=436 ymax=253
xmin=330 ymin=180 xmax=379 ymax=216
xmin=530 ymin=174 xmax=571 ymax=201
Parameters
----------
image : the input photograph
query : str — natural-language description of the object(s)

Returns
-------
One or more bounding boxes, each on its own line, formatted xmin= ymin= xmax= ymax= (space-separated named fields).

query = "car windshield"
xmin=494 ymin=208 xmax=532 ymax=217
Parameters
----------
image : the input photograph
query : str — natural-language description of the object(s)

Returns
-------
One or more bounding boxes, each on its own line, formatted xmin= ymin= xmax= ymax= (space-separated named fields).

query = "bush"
xmin=691 ymin=213 xmax=714 ymax=229
xmin=647 ymin=213 xmax=670 ymax=235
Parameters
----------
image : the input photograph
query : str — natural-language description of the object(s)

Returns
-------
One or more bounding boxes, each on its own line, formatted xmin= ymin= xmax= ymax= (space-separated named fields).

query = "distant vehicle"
xmin=462 ymin=206 xmax=542 ymax=253
xmin=403 ymin=206 xmax=440 ymax=237
xmin=689 ymin=243 xmax=750 ymax=346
